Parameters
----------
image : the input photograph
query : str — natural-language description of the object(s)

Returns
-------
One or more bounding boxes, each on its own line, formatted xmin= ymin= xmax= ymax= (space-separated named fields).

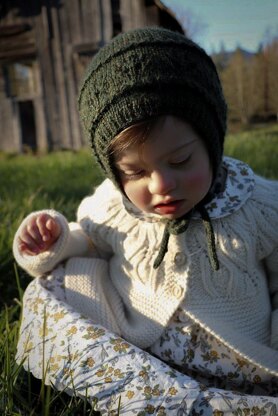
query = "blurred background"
xmin=0 ymin=0 xmax=277 ymax=154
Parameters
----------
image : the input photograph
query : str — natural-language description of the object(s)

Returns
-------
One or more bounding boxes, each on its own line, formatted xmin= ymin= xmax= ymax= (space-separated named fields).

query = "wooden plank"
xmin=101 ymin=0 xmax=112 ymax=42
xmin=66 ymin=0 xmax=82 ymax=45
xmin=33 ymin=4 xmax=59 ymax=149
xmin=51 ymin=5 xmax=71 ymax=148
xmin=60 ymin=0 xmax=81 ymax=148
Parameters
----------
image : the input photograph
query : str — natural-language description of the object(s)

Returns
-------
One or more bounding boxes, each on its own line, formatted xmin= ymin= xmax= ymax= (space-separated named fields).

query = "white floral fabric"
xmin=149 ymin=308 xmax=278 ymax=397
xmin=16 ymin=273 xmax=278 ymax=415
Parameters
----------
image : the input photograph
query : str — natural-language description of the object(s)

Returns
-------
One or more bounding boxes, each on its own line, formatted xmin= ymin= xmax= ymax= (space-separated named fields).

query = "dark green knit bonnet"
xmin=78 ymin=27 xmax=227 ymax=270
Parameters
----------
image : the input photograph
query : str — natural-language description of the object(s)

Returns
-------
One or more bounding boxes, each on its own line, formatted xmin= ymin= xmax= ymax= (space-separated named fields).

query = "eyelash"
xmin=120 ymin=155 xmax=192 ymax=180
xmin=170 ymin=155 xmax=191 ymax=166
xmin=121 ymin=170 xmax=144 ymax=180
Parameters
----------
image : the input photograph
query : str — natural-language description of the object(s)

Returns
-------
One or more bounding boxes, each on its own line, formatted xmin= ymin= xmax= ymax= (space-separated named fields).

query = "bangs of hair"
xmin=108 ymin=116 xmax=165 ymax=161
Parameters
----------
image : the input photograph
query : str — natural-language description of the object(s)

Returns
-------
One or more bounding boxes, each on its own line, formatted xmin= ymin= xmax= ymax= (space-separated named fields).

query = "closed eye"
xmin=170 ymin=155 xmax=191 ymax=166
xmin=119 ymin=169 xmax=145 ymax=180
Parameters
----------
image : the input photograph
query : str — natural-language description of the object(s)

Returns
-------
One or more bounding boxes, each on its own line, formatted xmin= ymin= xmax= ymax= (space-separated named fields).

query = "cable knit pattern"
xmin=13 ymin=158 xmax=278 ymax=376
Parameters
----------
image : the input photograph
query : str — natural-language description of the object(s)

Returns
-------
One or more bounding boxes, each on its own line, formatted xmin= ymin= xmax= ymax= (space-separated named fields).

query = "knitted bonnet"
xmin=78 ymin=26 xmax=227 ymax=183
xmin=78 ymin=27 xmax=228 ymax=270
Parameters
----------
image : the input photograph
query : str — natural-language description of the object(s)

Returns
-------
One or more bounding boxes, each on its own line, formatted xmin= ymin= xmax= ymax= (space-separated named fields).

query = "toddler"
xmin=14 ymin=27 xmax=278 ymax=411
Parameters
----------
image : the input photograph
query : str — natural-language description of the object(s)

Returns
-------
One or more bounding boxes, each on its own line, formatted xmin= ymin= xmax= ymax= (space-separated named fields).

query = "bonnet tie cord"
xmin=153 ymin=214 xmax=191 ymax=269
xmin=153 ymin=206 xmax=219 ymax=270
xmin=198 ymin=205 xmax=219 ymax=271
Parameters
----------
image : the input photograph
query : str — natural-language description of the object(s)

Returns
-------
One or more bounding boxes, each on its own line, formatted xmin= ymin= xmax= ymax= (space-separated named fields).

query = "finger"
xmin=26 ymin=221 xmax=44 ymax=245
xmin=46 ymin=218 xmax=61 ymax=240
xmin=18 ymin=236 xmax=41 ymax=255
xmin=19 ymin=244 xmax=38 ymax=256
xmin=36 ymin=214 xmax=53 ymax=242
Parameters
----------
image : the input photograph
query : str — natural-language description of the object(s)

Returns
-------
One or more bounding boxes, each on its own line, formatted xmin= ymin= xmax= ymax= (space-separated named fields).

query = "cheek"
xmin=123 ymin=181 xmax=150 ymax=207
xmin=184 ymin=167 xmax=212 ymax=193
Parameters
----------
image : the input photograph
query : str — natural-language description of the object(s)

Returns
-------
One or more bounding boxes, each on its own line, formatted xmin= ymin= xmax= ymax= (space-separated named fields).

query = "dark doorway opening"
xmin=18 ymin=100 xmax=37 ymax=151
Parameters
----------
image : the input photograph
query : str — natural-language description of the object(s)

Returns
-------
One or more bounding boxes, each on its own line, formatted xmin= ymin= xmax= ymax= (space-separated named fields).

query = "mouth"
xmin=154 ymin=200 xmax=184 ymax=215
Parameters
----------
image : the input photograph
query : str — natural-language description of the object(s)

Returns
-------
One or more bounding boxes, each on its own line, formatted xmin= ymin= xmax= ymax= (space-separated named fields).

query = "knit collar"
xmin=122 ymin=156 xmax=255 ymax=223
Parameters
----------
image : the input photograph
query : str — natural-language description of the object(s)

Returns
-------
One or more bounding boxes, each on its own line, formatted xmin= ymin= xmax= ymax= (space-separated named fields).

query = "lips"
xmin=154 ymin=200 xmax=183 ymax=215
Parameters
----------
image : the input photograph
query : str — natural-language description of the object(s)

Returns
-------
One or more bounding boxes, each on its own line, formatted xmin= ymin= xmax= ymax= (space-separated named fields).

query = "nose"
xmin=148 ymin=170 xmax=176 ymax=195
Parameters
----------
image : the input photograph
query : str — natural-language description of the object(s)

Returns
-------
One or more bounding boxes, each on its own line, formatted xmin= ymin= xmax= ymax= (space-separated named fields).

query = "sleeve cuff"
xmin=13 ymin=210 xmax=70 ymax=277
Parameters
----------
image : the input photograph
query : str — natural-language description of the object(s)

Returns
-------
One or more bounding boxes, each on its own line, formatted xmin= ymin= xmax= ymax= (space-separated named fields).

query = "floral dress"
xmin=17 ymin=275 xmax=278 ymax=415
xmin=16 ymin=159 xmax=278 ymax=415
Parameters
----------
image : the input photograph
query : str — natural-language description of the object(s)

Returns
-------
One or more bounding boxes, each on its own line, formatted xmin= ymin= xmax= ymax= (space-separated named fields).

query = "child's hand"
xmin=18 ymin=213 xmax=61 ymax=256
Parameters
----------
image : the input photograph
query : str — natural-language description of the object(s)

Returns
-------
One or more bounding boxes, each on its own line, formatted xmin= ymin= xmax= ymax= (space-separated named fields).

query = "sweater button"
xmin=172 ymin=285 xmax=183 ymax=299
xmin=174 ymin=252 xmax=186 ymax=266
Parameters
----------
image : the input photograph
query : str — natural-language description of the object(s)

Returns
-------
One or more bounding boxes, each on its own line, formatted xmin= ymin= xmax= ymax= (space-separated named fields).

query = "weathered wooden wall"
xmin=0 ymin=0 xmax=183 ymax=153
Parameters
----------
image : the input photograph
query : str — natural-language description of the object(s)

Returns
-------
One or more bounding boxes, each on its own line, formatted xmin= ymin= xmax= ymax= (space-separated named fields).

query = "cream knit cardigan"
xmin=13 ymin=158 xmax=278 ymax=376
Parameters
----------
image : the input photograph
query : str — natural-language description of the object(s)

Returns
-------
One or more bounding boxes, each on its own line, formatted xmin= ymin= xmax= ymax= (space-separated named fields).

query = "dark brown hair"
xmin=108 ymin=116 xmax=165 ymax=162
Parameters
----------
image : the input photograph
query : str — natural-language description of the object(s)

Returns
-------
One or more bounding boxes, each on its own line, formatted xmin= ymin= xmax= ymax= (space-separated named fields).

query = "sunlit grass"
xmin=225 ymin=123 xmax=278 ymax=179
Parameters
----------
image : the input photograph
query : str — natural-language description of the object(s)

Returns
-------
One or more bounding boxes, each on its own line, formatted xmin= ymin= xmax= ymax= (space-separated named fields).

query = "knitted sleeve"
xmin=13 ymin=180 xmax=122 ymax=277
xmin=13 ymin=210 xmax=95 ymax=278
xmin=76 ymin=179 xmax=123 ymax=258
xmin=249 ymin=176 xmax=278 ymax=349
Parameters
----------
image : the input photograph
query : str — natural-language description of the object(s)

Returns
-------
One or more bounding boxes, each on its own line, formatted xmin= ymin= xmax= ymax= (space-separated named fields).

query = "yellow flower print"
xmin=31 ymin=297 xmax=44 ymax=314
xmin=144 ymin=386 xmax=152 ymax=395
xmin=152 ymin=386 xmax=161 ymax=397
xmin=202 ymin=350 xmax=219 ymax=363
xmin=52 ymin=311 xmax=66 ymax=322
xmin=49 ymin=354 xmax=62 ymax=364
xmin=104 ymin=376 xmax=112 ymax=383
xmin=236 ymin=357 xmax=248 ymax=368
xmin=66 ymin=326 xmax=77 ymax=336
xmin=139 ymin=369 xmax=149 ymax=381
xmin=145 ymin=404 xmax=155 ymax=414
xmin=253 ymin=375 xmax=262 ymax=384
xmin=86 ymin=357 xmax=95 ymax=367
xmin=114 ymin=368 xmax=124 ymax=378
xmin=157 ymin=407 xmax=167 ymax=416
xmin=111 ymin=338 xmax=130 ymax=353
xmin=251 ymin=406 xmax=262 ymax=416
xmin=68 ymin=352 xmax=80 ymax=362
xmin=49 ymin=363 xmax=59 ymax=373
xmin=213 ymin=411 xmax=224 ymax=416
xmin=96 ymin=369 xmax=105 ymax=378
xmin=126 ymin=390 xmax=135 ymax=399
xmin=210 ymin=350 xmax=219 ymax=359
xmin=63 ymin=368 xmax=74 ymax=377
xmin=168 ymin=387 xmax=178 ymax=396
xmin=82 ymin=326 xmax=106 ymax=340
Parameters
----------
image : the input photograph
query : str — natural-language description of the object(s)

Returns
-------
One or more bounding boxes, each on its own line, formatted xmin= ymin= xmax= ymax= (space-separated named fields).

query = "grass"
xmin=0 ymin=150 xmax=104 ymax=415
xmin=224 ymin=123 xmax=278 ymax=179
xmin=0 ymin=124 xmax=278 ymax=414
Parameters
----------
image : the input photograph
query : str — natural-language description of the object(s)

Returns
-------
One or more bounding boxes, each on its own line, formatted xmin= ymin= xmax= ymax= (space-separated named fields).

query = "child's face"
xmin=115 ymin=116 xmax=212 ymax=219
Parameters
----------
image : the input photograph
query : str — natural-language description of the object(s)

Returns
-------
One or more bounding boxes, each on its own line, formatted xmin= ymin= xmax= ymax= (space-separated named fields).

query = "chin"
xmin=161 ymin=212 xmax=185 ymax=220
